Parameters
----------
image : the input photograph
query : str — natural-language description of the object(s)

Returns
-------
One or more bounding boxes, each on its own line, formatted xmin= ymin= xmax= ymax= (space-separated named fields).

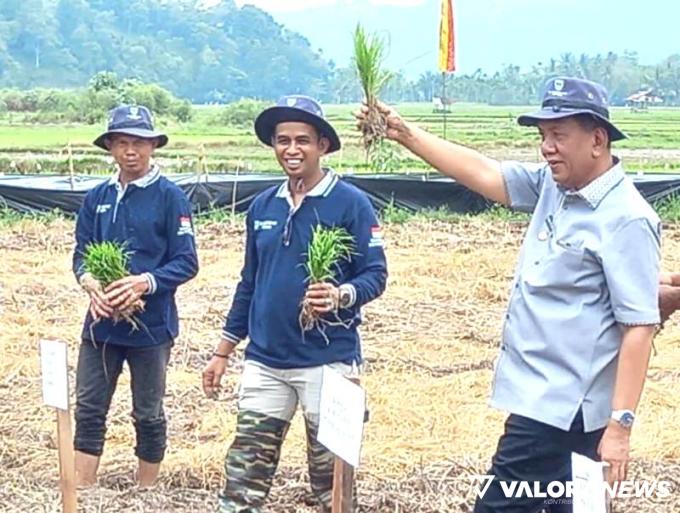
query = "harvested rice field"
xmin=1 ymin=216 xmax=679 ymax=512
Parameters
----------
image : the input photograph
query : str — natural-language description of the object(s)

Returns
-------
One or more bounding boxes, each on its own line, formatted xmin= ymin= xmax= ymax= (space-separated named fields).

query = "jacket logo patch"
xmin=254 ymin=220 xmax=278 ymax=231
xmin=177 ymin=216 xmax=194 ymax=236
xmin=96 ymin=204 xmax=111 ymax=214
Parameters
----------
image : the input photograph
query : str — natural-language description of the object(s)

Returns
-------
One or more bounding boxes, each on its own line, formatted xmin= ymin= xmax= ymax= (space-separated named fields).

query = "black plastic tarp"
xmin=1 ymin=172 xmax=679 ymax=215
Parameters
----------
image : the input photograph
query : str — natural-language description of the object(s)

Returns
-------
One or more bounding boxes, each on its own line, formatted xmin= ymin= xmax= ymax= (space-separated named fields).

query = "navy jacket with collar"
xmin=73 ymin=169 xmax=198 ymax=347
xmin=222 ymin=171 xmax=388 ymax=369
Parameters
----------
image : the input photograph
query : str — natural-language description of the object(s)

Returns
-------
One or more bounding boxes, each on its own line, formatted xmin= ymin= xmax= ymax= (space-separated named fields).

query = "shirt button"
xmin=534 ymin=260 xmax=540 ymax=265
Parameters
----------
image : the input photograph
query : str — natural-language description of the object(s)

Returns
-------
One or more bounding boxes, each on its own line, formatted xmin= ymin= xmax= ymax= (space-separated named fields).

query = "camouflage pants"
xmin=218 ymin=410 xmax=336 ymax=513
xmin=305 ymin=416 xmax=335 ymax=513
xmin=218 ymin=409 xmax=290 ymax=513
xmin=218 ymin=361 xmax=356 ymax=513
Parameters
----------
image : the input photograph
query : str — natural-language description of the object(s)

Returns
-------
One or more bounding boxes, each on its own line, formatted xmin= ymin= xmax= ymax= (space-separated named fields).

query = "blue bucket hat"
xmin=254 ymin=95 xmax=341 ymax=153
xmin=518 ymin=77 xmax=626 ymax=141
xmin=93 ymin=104 xmax=168 ymax=150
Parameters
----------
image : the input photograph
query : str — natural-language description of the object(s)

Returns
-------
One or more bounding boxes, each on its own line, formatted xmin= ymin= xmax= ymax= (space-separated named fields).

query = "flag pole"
xmin=442 ymin=72 xmax=447 ymax=140
xmin=438 ymin=0 xmax=455 ymax=140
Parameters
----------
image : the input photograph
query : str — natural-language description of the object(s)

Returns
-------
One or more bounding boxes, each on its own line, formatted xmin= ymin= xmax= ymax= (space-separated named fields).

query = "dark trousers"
xmin=74 ymin=340 xmax=172 ymax=463
xmin=474 ymin=410 xmax=605 ymax=513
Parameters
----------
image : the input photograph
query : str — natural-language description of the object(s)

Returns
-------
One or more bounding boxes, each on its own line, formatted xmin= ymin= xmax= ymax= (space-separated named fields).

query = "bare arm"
xmin=611 ymin=325 xmax=655 ymax=412
xmin=598 ymin=325 xmax=655 ymax=483
xmin=360 ymin=102 xmax=509 ymax=205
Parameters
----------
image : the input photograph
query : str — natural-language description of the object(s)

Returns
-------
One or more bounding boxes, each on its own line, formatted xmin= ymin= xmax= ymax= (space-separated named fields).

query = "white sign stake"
xmin=318 ymin=367 xmax=366 ymax=513
xmin=40 ymin=340 xmax=77 ymax=513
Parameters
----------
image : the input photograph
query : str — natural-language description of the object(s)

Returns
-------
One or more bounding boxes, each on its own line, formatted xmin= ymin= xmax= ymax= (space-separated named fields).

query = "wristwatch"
xmin=338 ymin=284 xmax=353 ymax=309
xmin=611 ymin=409 xmax=635 ymax=429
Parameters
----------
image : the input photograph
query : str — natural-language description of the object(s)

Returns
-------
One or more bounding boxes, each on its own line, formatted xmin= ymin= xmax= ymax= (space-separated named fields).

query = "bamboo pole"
xmin=67 ymin=142 xmax=75 ymax=191
xmin=231 ymin=163 xmax=240 ymax=223
xmin=56 ymin=409 xmax=77 ymax=513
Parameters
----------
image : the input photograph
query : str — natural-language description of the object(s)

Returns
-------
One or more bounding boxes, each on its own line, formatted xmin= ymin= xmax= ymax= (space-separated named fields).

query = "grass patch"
xmin=654 ymin=194 xmax=680 ymax=223
xmin=0 ymin=103 xmax=676 ymax=175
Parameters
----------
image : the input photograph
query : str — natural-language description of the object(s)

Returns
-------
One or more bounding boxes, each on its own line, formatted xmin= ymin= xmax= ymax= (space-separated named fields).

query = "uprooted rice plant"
xmin=1 ymin=216 xmax=679 ymax=512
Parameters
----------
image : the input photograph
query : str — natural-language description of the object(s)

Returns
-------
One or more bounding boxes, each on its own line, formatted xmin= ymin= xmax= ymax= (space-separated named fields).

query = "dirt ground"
xmin=1 ymin=217 xmax=679 ymax=512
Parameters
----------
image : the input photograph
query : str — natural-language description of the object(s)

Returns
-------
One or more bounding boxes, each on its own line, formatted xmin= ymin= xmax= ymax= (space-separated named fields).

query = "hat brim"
xmin=254 ymin=106 xmax=341 ymax=153
xmin=93 ymin=128 xmax=169 ymax=150
xmin=517 ymin=108 xmax=626 ymax=141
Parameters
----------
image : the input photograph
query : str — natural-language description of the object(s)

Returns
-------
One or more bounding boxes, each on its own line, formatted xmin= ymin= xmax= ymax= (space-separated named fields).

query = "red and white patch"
xmin=369 ymin=225 xmax=384 ymax=248
xmin=177 ymin=216 xmax=194 ymax=236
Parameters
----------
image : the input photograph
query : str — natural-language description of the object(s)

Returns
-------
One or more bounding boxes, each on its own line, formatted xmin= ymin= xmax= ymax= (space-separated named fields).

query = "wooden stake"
xmin=231 ymin=163 xmax=240 ymax=222
xmin=441 ymin=71 xmax=447 ymax=140
xmin=56 ymin=408 xmax=77 ymax=513
xmin=331 ymin=457 xmax=355 ymax=513
xmin=199 ymin=144 xmax=208 ymax=182
xmin=67 ymin=142 xmax=75 ymax=191
xmin=331 ymin=375 xmax=361 ymax=513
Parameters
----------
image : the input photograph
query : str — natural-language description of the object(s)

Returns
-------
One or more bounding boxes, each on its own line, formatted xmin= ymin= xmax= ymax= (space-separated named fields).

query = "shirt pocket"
xmin=523 ymin=240 xmax=585 ymax=290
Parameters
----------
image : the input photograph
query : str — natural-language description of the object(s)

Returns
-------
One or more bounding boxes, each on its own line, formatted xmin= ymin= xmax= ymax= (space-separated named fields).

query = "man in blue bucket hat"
xmin=202 ymin=95 xmax=387 ymax=512
xmin=358 ymin=77 xmax=660 ymax=512
xmin=73 ymin=105 xmax=198 ymax=487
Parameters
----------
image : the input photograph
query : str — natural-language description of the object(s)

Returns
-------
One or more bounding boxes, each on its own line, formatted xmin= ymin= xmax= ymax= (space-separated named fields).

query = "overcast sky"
xmin=207 ymin=0 xmax=680 ymax=78
xmin=232 ymin=0 xmax=426 ymax=10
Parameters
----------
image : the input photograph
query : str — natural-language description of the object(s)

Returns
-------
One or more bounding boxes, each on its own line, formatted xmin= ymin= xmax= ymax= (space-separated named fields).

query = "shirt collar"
xmin=562 ymin=158 xmax=625 ymax=209
xmin=275 ymin=168 xmax=338 ymax=201
xmin=108 ymin=164 xmax=161 ymax=190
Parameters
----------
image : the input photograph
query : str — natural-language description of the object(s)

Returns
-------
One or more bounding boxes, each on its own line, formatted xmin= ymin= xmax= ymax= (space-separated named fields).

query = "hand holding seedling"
xmin=106 ymin=275 xmax=149 ymax=312
xmin=299 ymin=225 xmax=354 ymax=335
xmin=80 ymin=272 xmax=114 ymax=320
xmin=305 ymin=282 xmax=340 ymax=315
xmin=356 ymin=101 xmax=410 ymax=145
xmin=81 ymin=241 xmax=145 ymax=326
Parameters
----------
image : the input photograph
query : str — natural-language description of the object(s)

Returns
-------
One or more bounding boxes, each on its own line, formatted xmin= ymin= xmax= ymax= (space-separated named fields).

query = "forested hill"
xmin=0 ymin=0 xmax=331 ymax=102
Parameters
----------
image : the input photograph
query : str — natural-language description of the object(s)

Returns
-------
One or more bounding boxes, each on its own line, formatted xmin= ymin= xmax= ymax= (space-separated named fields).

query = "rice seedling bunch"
xmin=82 ymin=241 xmax=130 ymax=288
xmin=300 ymin=225 xmax=355 ymax=335
xmin=82 ymin=241 xmax=144 ymax=324
xmin=353 ymin=23 xmax=392 ymax=155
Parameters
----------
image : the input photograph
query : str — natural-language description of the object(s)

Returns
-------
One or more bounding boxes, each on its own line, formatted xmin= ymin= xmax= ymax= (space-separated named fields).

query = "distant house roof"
xmin=626 ymin=89 xmax=663 ymax=103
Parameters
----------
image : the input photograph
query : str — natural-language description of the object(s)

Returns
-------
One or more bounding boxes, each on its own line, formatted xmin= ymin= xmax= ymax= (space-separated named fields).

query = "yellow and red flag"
xmin=438 ymin=0 xmax=456 ymax=72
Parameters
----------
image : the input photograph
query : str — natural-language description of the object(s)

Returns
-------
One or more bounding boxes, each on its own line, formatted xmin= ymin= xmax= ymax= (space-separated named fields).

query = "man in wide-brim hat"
xmin=357 ymin=77 xmax=661 ymax=512
xmin=202 ymin=95 xmax=387 ymax=513
xmin=73 ymin=104 xmax=198 ymax=487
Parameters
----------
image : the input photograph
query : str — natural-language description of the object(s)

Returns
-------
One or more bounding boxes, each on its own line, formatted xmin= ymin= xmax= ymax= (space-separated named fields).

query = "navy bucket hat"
xmin=93 ymin=104 xmax=168 ymax=150
xmin=518 ymin=77 xmax=626 ymax=142
xmin=254 ymin=95 xmax=341 ymax=153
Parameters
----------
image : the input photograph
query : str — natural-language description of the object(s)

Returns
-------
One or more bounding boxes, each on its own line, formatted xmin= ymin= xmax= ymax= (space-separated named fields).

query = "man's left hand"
xmin=105 ymin=275 xmax=149 ymax=312
xmin=659 ymin=284 xmax=680 ymax=325
xmin=305 ymin=282 xmax=340 ymax=314
xmin=598 ymin=421 xmax=631 ymax=485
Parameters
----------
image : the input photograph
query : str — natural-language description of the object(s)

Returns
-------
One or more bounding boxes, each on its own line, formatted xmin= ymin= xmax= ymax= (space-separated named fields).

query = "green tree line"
xmin=0 ymin=72 xmax=191 ymax=123
xmin=0 ymin=0 xmax=678 ymax=106
xmin=0 ymin=0 xmax=330 ymax=103
xmin=327 ymin=51 xmax=680 ymax=106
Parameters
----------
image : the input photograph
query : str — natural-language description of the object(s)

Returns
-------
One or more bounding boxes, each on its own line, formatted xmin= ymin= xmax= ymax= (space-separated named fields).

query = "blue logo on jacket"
xmin=254 ymin=220 xmax=278 ymax=231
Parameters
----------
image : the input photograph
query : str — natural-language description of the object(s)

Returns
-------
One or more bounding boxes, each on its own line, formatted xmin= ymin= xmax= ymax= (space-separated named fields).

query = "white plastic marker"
xmin=572 ymin=452 xmax=610 ymax=513
xmin=40 ymin=340 xmax=77 ymax=513
xmin=318 ymin=366 xmax=366 ymax=513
